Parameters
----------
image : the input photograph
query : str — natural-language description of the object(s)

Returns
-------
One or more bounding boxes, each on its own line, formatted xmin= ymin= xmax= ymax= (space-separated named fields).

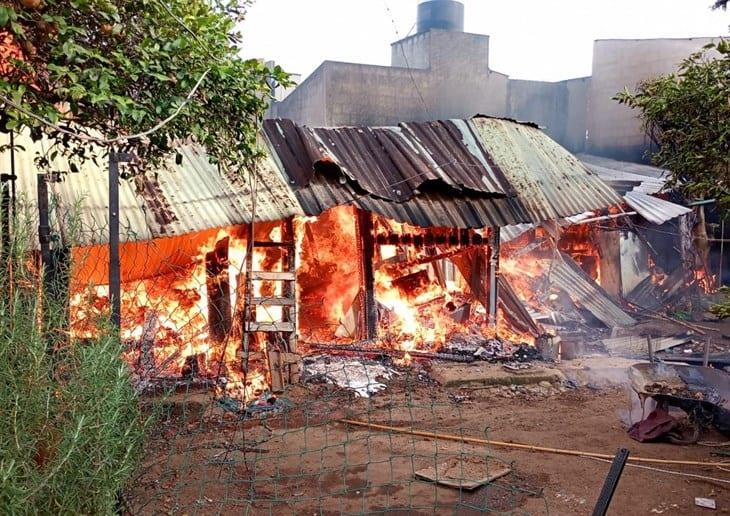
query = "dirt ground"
xmin=125 ymin=354 xmax=730 ymax=516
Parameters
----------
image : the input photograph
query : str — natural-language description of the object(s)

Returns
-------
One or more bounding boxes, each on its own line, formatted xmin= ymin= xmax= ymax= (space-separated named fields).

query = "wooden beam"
xmin=250 ymin=271 xmax=296 ymax=281
xmin=246 ymin=321 xmax=295 ymax=332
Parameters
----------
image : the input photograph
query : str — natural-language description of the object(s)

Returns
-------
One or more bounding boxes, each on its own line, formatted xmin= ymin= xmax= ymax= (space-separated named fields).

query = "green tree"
xmin=0 ymin=0 xmax=289 ymax=171
xmin=615 ymin=40 xmax=730 ymax=211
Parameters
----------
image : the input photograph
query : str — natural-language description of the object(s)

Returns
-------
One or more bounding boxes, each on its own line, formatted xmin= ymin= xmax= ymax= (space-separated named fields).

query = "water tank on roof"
xmin=417 ymin=0 xmax=465 ymax=34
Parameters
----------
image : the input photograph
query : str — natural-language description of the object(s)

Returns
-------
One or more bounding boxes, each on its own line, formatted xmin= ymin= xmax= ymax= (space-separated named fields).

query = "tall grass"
xmin=0 ymin=206 xmax=148 ymax=514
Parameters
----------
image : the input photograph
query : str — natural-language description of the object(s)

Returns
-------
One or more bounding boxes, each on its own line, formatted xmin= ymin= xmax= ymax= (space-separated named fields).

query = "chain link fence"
xmin=3 ymin=193 xmax=549 ymax=514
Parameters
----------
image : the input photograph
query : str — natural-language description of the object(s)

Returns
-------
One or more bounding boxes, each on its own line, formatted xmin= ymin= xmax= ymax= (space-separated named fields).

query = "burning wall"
xmin=67 ymin=206 xmax=546 ymax=397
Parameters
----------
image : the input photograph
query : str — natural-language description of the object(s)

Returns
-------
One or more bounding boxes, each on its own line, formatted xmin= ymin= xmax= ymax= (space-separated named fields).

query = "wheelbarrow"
xmin=629 ymin=363 xmax=730 ymax=441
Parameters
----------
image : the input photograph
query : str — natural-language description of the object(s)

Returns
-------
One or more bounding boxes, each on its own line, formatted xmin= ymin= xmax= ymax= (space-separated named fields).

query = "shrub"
xmin=0 ymin=210 xmax=148 ymax=514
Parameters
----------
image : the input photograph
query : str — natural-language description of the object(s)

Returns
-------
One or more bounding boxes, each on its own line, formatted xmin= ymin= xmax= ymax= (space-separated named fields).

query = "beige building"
xmin=270 ymin=0 xmax=719 ymax=162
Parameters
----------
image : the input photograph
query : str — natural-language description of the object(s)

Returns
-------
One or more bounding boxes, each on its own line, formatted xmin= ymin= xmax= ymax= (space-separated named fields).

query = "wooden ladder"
xmin=240 ymin=218 xmax=300 ymax=393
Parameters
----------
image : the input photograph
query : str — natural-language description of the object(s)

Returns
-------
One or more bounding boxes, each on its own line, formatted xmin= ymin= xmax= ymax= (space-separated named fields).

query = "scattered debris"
xmin=448 ymin=393 xmax=472 ymax=404
xmin=443 ymin=338 xmax=542 ymax=364
xmin=217 ymin=392 xmax=292 ymax=418
xmin=414 ymin=456 xmax=511 ymax=490
xmin=502 ymin=362 xmax=533 ymax=373
xmin=602 ymin=335 xmax=693 ymax=357
xmin=695 ymin=497 xmax=717 ymax=510
xmin=244 ymin=392 xmax=292 ymax=417
xmin=302 ymin=355 xmax=398 ymax=397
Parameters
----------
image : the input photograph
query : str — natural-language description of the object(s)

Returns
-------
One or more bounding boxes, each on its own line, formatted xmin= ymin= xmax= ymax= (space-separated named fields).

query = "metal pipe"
xmin=574 ymin=212 xmax=638 ymax=226
xmin=686 ymin=199 xmax=716 ymax=207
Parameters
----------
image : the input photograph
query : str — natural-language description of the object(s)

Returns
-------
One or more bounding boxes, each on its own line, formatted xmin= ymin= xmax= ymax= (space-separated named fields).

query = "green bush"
xmin=0 ymin=213 xmax=147 ymax=514
xmin=710 ymin=287 xmax=730 ymax=319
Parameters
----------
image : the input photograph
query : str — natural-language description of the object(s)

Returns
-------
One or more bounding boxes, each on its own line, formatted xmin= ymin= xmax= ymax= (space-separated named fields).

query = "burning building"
xmin=3 ymin=115 xmax=703 ymax=400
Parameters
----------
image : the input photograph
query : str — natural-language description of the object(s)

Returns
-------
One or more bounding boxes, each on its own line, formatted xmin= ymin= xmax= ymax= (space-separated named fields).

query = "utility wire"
xmin=381 ymin=1 xmax=433 ymax=121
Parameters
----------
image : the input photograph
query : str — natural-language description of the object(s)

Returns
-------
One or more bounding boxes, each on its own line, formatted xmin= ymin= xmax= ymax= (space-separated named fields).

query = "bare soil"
xmin=126 ymin=373 xmax=730 ymax=515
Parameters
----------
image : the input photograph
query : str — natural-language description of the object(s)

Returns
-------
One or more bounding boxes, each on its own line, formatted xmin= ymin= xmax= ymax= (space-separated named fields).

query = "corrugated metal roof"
xmin=4 ymin=116 xmax=626 ymax=246
xmin=550 ymin=252 xmax=637 ymax=328
xmin=263 ymin=118 xmax=515 ymax=202
xmin=1 ymin=132 xmax=303 ymax=247
xmin=471 ymin=118 xmax=624 ymax=222
xmin=623 ymin=191 xmax=692 ymax=225
xmin=285 ymin=155 xmax=531 ymax=229
xmin=500 ymin=223 xmax=535 ymax=243
xmin=578 ymin=153 xmax=668 ymax=195
xmin=267 ymin=117 xmax=623 ymax=229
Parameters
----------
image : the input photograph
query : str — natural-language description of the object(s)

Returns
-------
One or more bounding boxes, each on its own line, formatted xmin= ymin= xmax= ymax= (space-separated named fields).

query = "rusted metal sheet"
xmin=263 ymin=118 xmax=514 ymax=202
xmin=1 ymin=132 xmax=303 ymax=247
xmin=5 ymin=116 xmax=625 ymax=245
xmin=471 ymin=117 xmax=623 ymax=222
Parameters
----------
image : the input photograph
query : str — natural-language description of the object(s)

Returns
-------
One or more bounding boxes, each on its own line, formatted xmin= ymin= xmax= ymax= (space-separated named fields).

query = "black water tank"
xmin=417 ymin=0 xmax=465 ymax=34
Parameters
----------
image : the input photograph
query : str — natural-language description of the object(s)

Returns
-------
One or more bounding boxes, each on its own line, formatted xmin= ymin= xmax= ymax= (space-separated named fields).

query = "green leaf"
xmin=0 ymin=6 xmax=12 ymax=27
xmin=10 ymin=20 xmax=24 ymax=36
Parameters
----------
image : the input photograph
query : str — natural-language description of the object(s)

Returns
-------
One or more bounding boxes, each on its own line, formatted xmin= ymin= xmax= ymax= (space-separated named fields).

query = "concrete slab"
xmin=430 ymin=362 xmax=565 ymax=388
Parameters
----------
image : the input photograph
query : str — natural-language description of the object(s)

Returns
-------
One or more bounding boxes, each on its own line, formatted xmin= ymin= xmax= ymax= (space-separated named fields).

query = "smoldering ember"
xmin=1 ymin=1 xmax=729 ymax=515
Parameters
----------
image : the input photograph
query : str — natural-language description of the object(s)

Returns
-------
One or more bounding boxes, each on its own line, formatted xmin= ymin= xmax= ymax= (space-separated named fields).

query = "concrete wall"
xmin=562 ymin=77 xmax=591 ymax=153
xmin=391 ymin=31 xmax=432 ymax=69
xmin=507 ymin=76 xmax=590 ymax=153
xmin=321 ymin=62 xmax=433 ymax=126
xmin=587 ymin=38 xmax=718 ymax=162
xmin=269 ymin=62 xmax=328 ymax=126
xmin=274 ymin=30 xmax=505 ymax=127
xmin=272 ymin=32 xmax=718 ymax=162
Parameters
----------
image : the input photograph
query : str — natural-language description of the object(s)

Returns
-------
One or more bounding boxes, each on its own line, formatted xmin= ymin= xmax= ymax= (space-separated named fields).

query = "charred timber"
xmin=206 ymin=237 xmax=232 ymax=342
xmin=308 ymin=343 xmax=476 ymax=363
xmin=381 ymin=247 xmax=477 ymax=270
xmin=357 ymin=211 xmax=377 ymax=340
xmin=375 ymin=230 xmax=485 ymax=248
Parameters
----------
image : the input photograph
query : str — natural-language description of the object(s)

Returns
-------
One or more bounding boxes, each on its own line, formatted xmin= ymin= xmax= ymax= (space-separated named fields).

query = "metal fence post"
xmin=108 ymin=152 xmax=135 ymax=329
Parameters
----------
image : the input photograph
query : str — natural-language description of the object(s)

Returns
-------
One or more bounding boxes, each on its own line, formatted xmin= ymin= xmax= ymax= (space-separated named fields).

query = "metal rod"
xmin=720 ymin=219 xmax=725 ymax=287
xmin=1 ymin=175 xmax=10 ymax=258
xmin=592 ymin=448 xmax=630 ymax=516
xmin=703 ymin=338 xmax=711 ymax=368
xmin=9 ymin=130 xmax=15 ymax=223
xmin=37 ymin=174 xmax=51 ymax=271
xmin=241 ymin=169 xmax=257 ymax=375
xmin=108 ymin=153 xmax=121 ymax=328
xmin=647 ymin=336 xmax=654 ymax=363
xmin=488 ymin=227 xmax=500 ymax=327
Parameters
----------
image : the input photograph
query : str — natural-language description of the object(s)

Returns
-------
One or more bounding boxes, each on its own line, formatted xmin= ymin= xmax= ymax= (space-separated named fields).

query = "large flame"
xmin=69 ymin=207 xmax=548 ymax=395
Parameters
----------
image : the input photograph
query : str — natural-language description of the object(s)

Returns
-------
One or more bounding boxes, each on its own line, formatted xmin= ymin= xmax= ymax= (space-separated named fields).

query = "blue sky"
xmin=241 ymin=0 xmax=728 ymax=82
